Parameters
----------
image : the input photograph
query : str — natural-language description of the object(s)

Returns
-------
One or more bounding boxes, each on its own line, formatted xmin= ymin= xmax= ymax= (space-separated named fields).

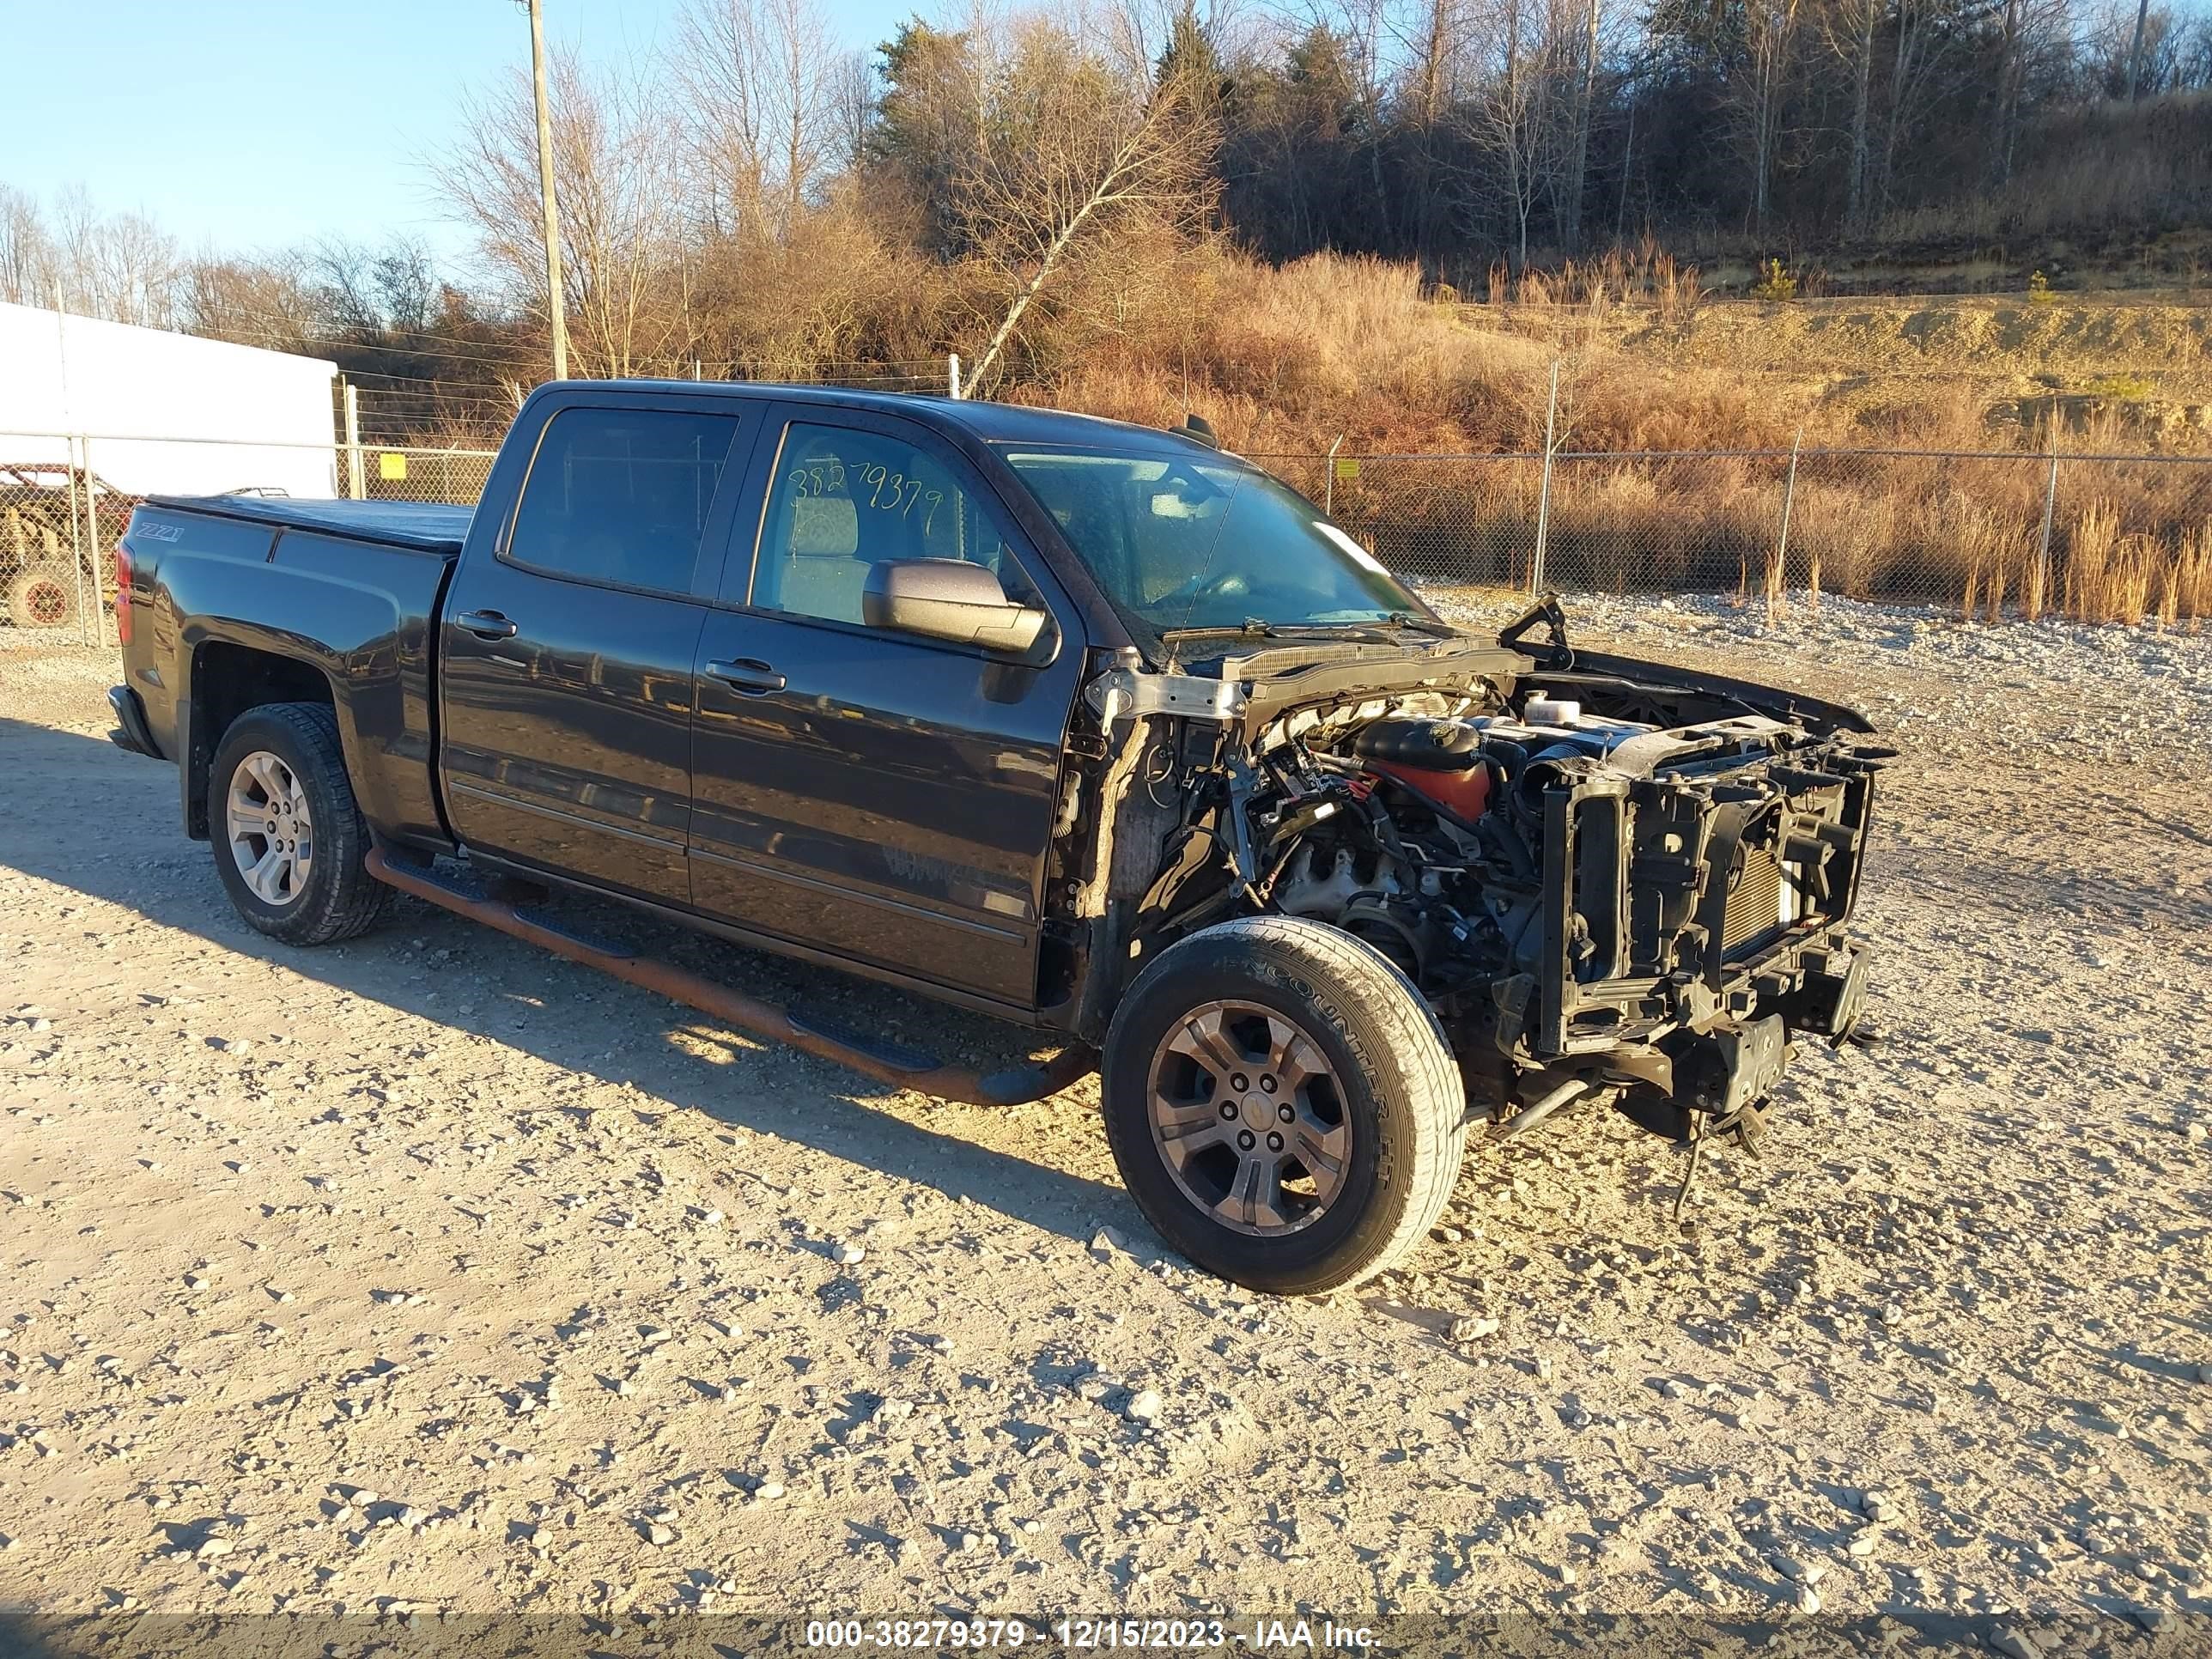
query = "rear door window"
xmin=506 ymin=408 xmax=741 ymax=597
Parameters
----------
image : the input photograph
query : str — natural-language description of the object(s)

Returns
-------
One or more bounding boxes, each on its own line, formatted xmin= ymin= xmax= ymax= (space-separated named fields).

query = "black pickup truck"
xmin=108 ymin=381 xmax=1885 ymax=1292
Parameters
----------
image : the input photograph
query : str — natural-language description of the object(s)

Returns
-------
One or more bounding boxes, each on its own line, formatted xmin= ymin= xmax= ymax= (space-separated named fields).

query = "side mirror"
xmin=863 ymin=558 xmax=1048 ymax=655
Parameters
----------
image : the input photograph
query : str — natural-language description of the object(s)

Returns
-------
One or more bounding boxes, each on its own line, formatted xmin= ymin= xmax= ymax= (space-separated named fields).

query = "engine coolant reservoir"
xmin=1523 ymin=690 xmax=1582 ymax=726
xmin=1350 ymin=717 xmax=1495 ymax=823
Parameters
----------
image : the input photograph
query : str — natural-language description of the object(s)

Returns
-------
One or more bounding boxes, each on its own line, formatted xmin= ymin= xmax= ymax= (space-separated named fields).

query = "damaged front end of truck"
xmin=1044 ymin=597 xmax=1891 ymax=1171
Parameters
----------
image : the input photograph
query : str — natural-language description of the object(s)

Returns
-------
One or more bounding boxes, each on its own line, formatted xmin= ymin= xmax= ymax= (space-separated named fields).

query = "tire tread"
xmin=1104 ymin=915 xmax=1466 ymax=1294
xmin=210 ymin=702 xmax=392 ymax=945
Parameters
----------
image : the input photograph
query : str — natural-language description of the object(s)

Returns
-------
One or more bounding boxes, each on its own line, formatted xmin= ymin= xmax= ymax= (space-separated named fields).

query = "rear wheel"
xmin=7 ymin=567 xmax=76 ymax=629
xmin=209 ymin=702 xmax=391 ymax=945
xmin=1101 ymin=916 xmax=1466 ymax=1295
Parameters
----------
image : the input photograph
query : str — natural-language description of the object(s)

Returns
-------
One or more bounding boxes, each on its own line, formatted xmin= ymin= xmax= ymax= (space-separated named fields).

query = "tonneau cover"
xmin=143 ymin=495 xmax=473 ymax=554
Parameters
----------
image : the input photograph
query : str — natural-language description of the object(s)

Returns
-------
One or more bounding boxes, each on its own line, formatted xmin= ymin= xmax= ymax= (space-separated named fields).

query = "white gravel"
xmin=1 ymin=623 xmax=2208 ymax=1651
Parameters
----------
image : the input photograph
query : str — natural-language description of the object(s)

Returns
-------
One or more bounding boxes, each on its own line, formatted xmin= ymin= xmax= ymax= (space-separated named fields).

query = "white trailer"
xmin=0 ymin=301 xmax=338 ymax=496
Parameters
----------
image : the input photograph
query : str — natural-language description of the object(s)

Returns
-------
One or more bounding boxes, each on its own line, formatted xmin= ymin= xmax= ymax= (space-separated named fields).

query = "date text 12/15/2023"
xmin=804 ymin=1619 xmax=1377 ymax=1650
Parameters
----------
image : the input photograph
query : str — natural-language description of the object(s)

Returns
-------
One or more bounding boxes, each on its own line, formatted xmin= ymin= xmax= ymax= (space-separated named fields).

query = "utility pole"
xmin=2124 ymin=0 xmax=2151 ymax=100
xmin=526 ymin=0 xmax=569 ymax=380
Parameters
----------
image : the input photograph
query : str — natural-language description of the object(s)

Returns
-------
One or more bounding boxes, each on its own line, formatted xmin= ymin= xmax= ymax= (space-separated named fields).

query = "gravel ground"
xmin=1 ymin=600 xmax=2208 ymax=1656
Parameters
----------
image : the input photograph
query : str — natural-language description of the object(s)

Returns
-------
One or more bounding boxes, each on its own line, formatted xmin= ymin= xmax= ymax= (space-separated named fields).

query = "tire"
xmin=8 ymin=566 xmax=76 ymax=629
xmin=1101 ymin=916 xmax=1466 ymax=1295
xmin=209 ymin=702 xmax=392 ymax=945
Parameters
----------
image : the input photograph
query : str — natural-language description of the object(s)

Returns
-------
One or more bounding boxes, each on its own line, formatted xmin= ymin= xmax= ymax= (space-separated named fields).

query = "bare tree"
xmin=15 ymin=186 xmax=180 ymax=326
xmin=1403 ymin=0 xmax=1465 ymax=262
xmin=672 ymin=0 xmax=850 ymax=246
xmin=1873 ymin=0 xmax=1957 ymax=216
xmin=1462 ymin=0 xmax=1555 ymax=272
xmin=954 ymin=19 xmax=1223 ymax=392
xmin=1821 ymin=0 xmax=1883 ymax=233
xmin=1990 ymin=0 xmax=2026 ymax=183
xmin=177 ymin=249 xmax=320 ymax=350
xmin=1279 ymin=0 xmax=1397 ymax=245
xmin=0 ymin=185 xmax=54 ymax=307
xmin=1734 ymin=0 xmax=1802 ymax=228
xmin=825 ymin=51 xmax=878 ymax=173
xmin=1980 ymin=0 xmax=2076 ymax=185
xmin=2124 ymin=0 xmax=2154 ymax=96
xmin=432 ymin=51 xmax=685 ymax=378
xmin=1559 ymin=0 xmax=1605 ymax=252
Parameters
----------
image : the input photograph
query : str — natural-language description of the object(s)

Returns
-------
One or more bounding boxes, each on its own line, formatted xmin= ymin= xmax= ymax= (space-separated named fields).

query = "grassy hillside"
xmin=1027 ymin=250 xmax=2212 ymax=458
xmin=1023 ymin=252 xmax=2212 ymax=623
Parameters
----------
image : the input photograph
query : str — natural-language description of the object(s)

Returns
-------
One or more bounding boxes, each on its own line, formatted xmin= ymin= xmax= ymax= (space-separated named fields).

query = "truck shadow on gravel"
xmin=0 ymin=717 xmax=1130 ymax=1247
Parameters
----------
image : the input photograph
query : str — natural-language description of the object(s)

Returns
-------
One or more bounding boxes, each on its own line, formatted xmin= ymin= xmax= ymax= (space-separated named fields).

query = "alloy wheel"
xmin=1146 ymin=1000 xmax=1352 ymax=1237
xmin=225 ymin=750 xmax=315 ymax=907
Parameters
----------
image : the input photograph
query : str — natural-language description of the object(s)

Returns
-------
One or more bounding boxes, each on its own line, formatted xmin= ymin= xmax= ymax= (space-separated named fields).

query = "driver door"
xmin=687 ymin=407 xmax=1088 ymax=1010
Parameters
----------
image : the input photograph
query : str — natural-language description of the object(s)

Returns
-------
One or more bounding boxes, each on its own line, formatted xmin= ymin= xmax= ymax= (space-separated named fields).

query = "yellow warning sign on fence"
xmin=379 ymin=453 xmax=408 ymax=482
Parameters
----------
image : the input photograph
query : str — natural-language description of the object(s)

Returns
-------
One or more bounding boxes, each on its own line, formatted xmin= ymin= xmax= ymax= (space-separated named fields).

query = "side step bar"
xmin=365 ymin=848 xmax=1097 ymax=1108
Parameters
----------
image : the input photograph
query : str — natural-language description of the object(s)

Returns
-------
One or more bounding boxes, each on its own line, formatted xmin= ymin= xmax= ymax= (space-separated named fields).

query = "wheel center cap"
xmin=1218 ymin=1074 xmax=1292 ymax=1152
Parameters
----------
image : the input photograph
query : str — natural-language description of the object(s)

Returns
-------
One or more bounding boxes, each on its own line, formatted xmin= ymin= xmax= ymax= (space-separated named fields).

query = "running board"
xmin=365 ymin=848 xmax=1097 ymax=1108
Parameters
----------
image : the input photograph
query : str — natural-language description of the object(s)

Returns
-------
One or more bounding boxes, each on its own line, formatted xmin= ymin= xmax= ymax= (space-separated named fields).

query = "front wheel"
xmin=1101 ymin=916 xmax=1466 ymax=1295
xmin=209 ymin=702 xmax=392 ymax=945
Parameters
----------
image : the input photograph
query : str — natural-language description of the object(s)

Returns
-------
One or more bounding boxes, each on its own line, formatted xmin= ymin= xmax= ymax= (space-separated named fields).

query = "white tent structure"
xmin=0 ymin=302 xmax=339 ymax=496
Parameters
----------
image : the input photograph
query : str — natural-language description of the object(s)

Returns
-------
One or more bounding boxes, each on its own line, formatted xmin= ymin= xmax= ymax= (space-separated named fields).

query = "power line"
xmin=198 ymin=313 xmax=957 ymax=375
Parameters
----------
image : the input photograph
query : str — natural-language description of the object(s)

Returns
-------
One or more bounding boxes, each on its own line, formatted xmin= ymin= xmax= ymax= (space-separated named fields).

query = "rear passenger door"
xmin=688 ymin=407 xmax=1087 ymax=1009
xmin=439 ymin=398 xmax=756 ymax=904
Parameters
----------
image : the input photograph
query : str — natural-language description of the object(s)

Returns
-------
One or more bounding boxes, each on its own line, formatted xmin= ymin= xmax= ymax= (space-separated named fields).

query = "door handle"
xmin=705 ymin=658 xmax=787 ymax=695
xmin=458 ymin=609 xmax=519 ymax=641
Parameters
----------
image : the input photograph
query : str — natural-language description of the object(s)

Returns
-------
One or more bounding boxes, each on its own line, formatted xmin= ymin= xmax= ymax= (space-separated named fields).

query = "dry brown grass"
xmin=389 ymin=216 xmax=2202 ymax=623
xmin=1294 ymin=443 xmax=2212 ymax=623
xmin=1020 ymin=241 xmax=2212 ymax=466
xmin=1024 ymin=249 xmax=1559 ymax=453
xmin=1025 ymin=246 xmax=1814 ymax=455
xmin=1010 ymin=239 xmax=2212 ymax=623
xmin=2058 ymin=500 xmax=2212 ymax=626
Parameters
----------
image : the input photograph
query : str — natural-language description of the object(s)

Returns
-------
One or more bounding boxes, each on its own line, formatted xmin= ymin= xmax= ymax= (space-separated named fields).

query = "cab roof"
xmin=551 ymin=379 xmax=1229 ymax=459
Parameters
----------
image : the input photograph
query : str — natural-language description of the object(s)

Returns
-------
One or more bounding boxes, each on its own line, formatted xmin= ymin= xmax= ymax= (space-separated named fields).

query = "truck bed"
xmin=119 ymin=495 xmax=470 ymax=852
xmin=141 ymin=495 xmax=472 ymax=553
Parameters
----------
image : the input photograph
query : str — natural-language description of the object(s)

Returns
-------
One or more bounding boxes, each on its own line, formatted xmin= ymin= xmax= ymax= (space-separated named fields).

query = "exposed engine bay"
xmin=1051 ymin=599 xmax=1891 ymax=1155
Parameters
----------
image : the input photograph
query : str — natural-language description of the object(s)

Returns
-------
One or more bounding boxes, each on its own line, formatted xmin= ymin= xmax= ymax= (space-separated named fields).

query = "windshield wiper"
xmin=1237 ymin=622 xmax=1405 ymax=646
xmin=1160 ymin=617 xmax=1449 ymax=646
xmin=1387 ymin=610 xmax=1454 ymax=635
xmin=1161 ymin=618 xmax=1277 ymax=641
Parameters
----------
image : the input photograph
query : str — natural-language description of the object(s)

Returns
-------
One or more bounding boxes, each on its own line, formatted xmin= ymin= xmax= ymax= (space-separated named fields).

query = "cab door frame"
xmin=686 ymin=400 xmax=1091 ymax=1009
xmin=435 ymin=387 xmax=764 ymax=904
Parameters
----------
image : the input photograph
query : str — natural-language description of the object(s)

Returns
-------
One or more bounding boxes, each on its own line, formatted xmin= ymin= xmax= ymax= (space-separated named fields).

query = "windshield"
xmin=1002 ymin=447 xmax=1436 ymax=636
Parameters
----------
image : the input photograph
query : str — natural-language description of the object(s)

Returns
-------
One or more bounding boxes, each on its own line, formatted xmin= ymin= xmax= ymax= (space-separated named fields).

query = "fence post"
xmin=1530 ymin=359 xmax=1560 ymax=593
xmin=948 ymin=354 xmax=963 ymax=400
xmin=1772 ymin=424 xmax=1803 ymax=620
xmin=343 ymin=385 xmax=366 ymax=501
xmin=64 ymin=434 xmax=91 ymax=646
xmin=81 ymin=435 xmax=110 ymax=648
xmin=2036 ymin=396 xmax=2060 ymax=611
xmin=1324 ymin=433 xmax=1346 ymax=516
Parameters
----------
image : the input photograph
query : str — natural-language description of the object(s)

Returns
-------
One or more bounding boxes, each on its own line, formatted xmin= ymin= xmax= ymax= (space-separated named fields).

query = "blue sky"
xmin=2 ymin=0 xmax=912 ymax=264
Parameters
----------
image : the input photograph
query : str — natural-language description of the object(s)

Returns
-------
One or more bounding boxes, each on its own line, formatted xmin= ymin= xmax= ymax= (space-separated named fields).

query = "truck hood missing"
xmin=1073 ymin=597 xmax=1889 ymax=1143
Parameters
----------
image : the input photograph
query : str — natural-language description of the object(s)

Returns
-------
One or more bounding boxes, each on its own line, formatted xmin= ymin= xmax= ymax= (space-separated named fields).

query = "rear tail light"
xmin=114 ymin=544 xmax=133 ymax=646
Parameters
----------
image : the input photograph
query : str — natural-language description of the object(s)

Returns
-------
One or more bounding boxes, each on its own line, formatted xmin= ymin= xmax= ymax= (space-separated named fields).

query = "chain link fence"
xmin=1260 ymin=446 xmax=2212 ymax=627
xmin=10 ymin=426 xmax=2212 ymax=645
xmin=0 ymin=431 xmax=501 ymax=644
xmin=334 ymin=443 xmax=495 ymax=506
